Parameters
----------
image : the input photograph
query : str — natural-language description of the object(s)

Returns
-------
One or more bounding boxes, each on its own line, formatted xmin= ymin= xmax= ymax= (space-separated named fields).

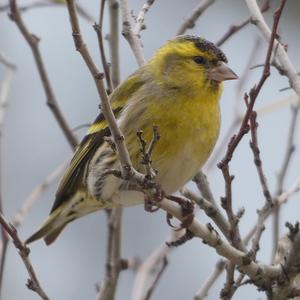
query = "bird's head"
xmin=148 ymin=35 xmax=238 ymax=92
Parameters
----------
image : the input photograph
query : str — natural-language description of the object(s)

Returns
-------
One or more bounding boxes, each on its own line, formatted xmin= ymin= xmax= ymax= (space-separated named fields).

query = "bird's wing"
xmin=50 ymin=72 xmax=146 ymax=213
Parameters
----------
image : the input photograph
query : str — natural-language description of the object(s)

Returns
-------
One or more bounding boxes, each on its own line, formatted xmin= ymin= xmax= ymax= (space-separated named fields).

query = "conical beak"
xmin=207 ymin=62 xmax=238 ymax=82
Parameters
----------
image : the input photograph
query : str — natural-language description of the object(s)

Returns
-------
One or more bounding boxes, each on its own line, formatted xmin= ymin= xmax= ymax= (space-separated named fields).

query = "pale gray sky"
xmin=0 ymin=0 xmax=300 ymax=299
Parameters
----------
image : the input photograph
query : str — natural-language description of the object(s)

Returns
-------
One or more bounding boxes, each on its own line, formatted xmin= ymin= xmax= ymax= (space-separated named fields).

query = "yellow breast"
xmin=124 ymin=83 xmax=222 ymax=194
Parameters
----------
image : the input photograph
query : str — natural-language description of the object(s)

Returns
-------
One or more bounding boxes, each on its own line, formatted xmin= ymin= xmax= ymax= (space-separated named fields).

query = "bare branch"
xmin=271 ymin=223 xmax=300 ymax=300
xmin=120 ymin=0 xmax=146 ymax=66
xmin=131 ymin=232 xmax=177 ymax=300
xmin=217 ymin=1 xmax=287 ymax=253
xmin=220 ymin=262 xmax=235 ymax=300
xmin=0 ymin=213 xmax=49 ymax=300
xmin=181 ymin=188 xmax=230 ymax=240
xmin=94 ymin=0 xmax=113 ymax=94
xmin=65 ymin=0 xmax=141 ymax=181
xmin=1 ymin=0 xmax=95 ymax=23
xmin=215 ymin=0 xmax=270 ymax=47
xmin=0 ymin=53 xmax=16 ymax=130
xmin=134 ymin=0 xmax=156 ymax=35
xmin=143 ymin=256 xmax=167 ymax=300
xmin=176 ymin=0 xmax=215 ymax=36
xmin=8 ymin=0 xmax=78 ymax=149
xmin=206 ymin=38 xmax=262 ymax=172
xmin=195 ymin=173 xmax=300 ymax=300
xmin=245 ymin=0 xmax=300 ymax=98
xmin=272 ymin=104 xmax=300 ymax=259
xmin=108 ymin=0 xmax=120 ymax=88
xmin=194 ymin=260 xmax=226 ymax=300
xmin=192 ymin=171 xmax=216 ymax=206
xmin=243 ymin=175 xmax=300 ymax=247
xmin=96 ymin=208 xmax=123 ymax=300
xmin=0 ymin=53 xmax=16 ymax=292
xmin=158 ymin=197 xmax=283 ymax=285
xmin=12 ymin=161 xmax=68 ymax=228
xmin=249 ymin=111 xmax=272 ymax=204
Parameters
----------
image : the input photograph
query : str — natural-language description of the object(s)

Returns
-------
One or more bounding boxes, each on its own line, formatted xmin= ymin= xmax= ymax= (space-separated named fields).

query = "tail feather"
xmin=44 ymin=224 xmax=67 ymax=245
xmin=25 ymin=209 xmax=66 ymax=245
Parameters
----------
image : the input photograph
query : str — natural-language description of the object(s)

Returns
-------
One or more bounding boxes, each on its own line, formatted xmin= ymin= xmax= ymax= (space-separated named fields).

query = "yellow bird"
xmin=26 ymin=35 xmax=238 ymax=245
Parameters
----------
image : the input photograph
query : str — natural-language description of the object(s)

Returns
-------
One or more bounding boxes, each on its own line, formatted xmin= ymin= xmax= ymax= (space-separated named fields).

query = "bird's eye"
xmin=193 ymin=56 xmax=206 ymax=65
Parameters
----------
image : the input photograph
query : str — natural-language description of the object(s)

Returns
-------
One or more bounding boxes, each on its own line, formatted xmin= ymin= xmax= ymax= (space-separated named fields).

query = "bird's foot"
xmin=166 ymin=195 xmax=194 ymax=230
xmin=165 ymin=195 xmax=195 ymax=247
xmin=143 ymin=182 xmax=164 ymax=212
xmin=166 ymin=229 xmax=194 ymax=247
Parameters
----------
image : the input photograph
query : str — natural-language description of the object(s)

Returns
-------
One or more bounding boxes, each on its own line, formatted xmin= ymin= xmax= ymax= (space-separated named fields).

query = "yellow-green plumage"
xmin=26 ymin=35 xmax=237 ymax=245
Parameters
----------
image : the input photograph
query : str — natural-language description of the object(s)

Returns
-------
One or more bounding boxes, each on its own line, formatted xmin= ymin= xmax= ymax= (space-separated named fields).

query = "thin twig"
xmin=131 ymin=244 xmax=169 ymax=300
xmin=8 ymin=0 xmax=78 ymax=150
xmin=206 ymin=38 xmax=262 ymax=171
xmin=220 ymin=262 xmax=235 ymax=300
xmin=249 ymin=111 xmax=272 ymax=203
xmin=245 ymin=0 xmax=300 ymax=264
xmin=217 ymin=0 xmax=286 ymax=253
xmin=272 ymin=104 xmax=299 ymax=260
xmin=215 ymin=0 xmax=270 ymax=47
xmin=12 ymin=161 xmax=68 ymax=228
xmin=0 ymin=53 xmax=17 ymax=293
xmin=131 ymin=232 xmax=178 ymax=300
xmin=218 ymin=0 xmax=285 ymax=169
xmin=245 ymin=0 xmax=300 ymax=98
xmin=1 ymin=0 xmax=95 ymax=23
xmin=94 ymin=0 xmax=113 ymax=94
xmin=65 ymin=3 xmax=127 ymax=299
xmin=176 ymin=0 xmax=215 ymax=36
xmin=194 ymin=260 xmax=226 ymax=300
xmin=243 ymin=176 xmax=300 ymax=246
xmin=144 ymin=256 xmax=168 ymax=300
xmin=0 ymin=214 xmax=50 ymax=300
xmin=65 ymin=0 xmax=138 ymax=179
xmin=194 ymin=175 xmax=300 ymax=300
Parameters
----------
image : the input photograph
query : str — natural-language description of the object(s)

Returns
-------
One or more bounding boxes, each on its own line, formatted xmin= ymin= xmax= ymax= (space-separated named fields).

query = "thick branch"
xmin=134 ymin=0 xmax=156 ymax=36
xmin=158 ymin=198 xmax=282 ymax=286
xmin=96 ymin=208 xmax=123 ymax=300
xmin=182 ymin=188 xmax=230 ymax=240
xmin=119 ymin=0 xmax=146 ymax=66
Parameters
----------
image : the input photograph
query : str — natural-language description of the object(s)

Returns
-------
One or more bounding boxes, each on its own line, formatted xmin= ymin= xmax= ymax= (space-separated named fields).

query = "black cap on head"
xmin=175 ymin=35 xmax=228 ymax=63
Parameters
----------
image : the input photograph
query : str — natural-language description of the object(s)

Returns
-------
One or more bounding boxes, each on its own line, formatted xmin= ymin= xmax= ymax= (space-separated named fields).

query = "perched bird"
xmin=26 ymin=35 xmax=238 ymax=245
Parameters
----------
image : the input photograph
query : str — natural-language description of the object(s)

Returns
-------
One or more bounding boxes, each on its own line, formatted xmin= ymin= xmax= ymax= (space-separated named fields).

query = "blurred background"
xmin=0 ymin=0 xmax=300 ymax=299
